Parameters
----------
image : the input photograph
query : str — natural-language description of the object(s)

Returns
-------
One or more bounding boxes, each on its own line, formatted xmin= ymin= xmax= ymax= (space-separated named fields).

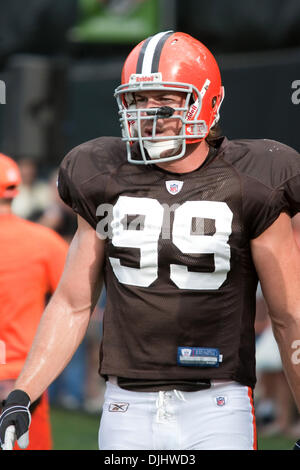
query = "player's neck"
xmin=154 ymin=140 xmax=210 ymax=174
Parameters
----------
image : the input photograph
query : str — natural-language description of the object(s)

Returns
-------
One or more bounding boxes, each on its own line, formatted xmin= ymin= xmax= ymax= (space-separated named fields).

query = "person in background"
xmin=12 ymin=157 xmax=52 ymax=221
xmin=0 ymin=153 xmax=68 ymax=450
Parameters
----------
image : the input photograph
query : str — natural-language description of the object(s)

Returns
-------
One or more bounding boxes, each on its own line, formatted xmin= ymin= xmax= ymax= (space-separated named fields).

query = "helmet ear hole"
xmin=212 ymin=96 xmax=217 ymax=108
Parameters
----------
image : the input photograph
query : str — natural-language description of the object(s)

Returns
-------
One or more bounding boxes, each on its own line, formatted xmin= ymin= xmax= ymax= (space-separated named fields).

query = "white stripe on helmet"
xmin=141 ymin=31 xmax=173 ymax=74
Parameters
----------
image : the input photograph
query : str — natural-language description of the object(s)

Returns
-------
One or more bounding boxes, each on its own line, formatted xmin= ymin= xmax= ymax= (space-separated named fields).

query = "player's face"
xmin=133 ymin=90 xmax=186 ymax=141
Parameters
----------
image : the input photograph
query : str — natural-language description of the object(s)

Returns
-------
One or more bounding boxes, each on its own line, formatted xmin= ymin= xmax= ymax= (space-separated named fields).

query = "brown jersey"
xmin=58 ymin=136 xmax=300 ymax=389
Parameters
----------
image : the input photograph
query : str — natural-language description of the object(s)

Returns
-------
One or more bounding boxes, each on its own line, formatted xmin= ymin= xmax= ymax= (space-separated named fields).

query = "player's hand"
xmin=0 ymin=390 xmax=31 ymax=450
xmin=294 ymin=440 xmax=300 ymax=450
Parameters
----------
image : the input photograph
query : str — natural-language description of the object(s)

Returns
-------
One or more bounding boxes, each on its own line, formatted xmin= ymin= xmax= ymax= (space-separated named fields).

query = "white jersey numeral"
xmin=109 ymin=196 xmax=233 ymax=290
xmin=109 ymin=196 xmax=164 ymax=287
xmin=171 ymin=201 xmax=232 ymax=290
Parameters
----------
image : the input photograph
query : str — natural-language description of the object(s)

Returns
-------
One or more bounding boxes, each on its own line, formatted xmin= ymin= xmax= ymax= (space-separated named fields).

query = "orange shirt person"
xmin=0 ymin=153 xmax=68 ymax=450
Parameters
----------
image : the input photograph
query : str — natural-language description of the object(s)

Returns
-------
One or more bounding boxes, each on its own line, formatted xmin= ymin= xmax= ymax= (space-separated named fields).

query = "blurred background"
xmin=1 ymin=0 xmax=300 ymax=449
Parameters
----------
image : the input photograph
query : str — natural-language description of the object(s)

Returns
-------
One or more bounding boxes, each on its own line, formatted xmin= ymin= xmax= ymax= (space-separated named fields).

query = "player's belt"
xmin=108 ymin=376 xmax=212 ymax=393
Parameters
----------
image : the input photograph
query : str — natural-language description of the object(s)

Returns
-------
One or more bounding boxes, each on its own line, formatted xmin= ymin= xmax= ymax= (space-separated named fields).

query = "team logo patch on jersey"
xmin=177 ymin=347 xmax=223 ymax=367
xmin=109 ymin=402 xmax=129 ymax=412
xmin=165 ymin=180 xmax=183 ymax=195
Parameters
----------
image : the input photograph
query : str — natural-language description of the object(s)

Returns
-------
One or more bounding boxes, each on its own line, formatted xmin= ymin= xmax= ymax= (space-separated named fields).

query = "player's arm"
xmin=14 ymin=214 xmax=105 ymax=402
xmin=251 ymin=212 xmax=300 ymax=411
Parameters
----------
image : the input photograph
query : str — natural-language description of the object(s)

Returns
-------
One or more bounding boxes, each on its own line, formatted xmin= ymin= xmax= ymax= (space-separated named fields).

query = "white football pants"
xmin=98 ymin=380 xmax=257 ymax=450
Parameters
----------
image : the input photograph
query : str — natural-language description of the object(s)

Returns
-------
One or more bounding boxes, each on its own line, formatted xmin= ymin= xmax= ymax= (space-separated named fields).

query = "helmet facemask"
xmin=114 ymin=80 xmax=209 ymax=165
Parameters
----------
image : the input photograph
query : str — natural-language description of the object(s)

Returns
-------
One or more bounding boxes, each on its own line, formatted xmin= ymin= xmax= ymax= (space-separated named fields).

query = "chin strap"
xmin=143 ymin=139 xmax=183 ymax=159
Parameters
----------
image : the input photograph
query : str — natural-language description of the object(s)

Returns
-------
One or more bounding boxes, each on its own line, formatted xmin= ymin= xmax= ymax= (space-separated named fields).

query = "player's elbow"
xmin=49 ymin=282 xmax=93 ymax=319
xmin=269 ymin=307 xmax=300 ymax=334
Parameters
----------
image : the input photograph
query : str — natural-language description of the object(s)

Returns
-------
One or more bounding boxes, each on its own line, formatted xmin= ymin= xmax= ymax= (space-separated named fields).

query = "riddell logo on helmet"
xmin=137 ymin=76 xmax=155 ymax=82
xmin=129 ymin=73 xmax=162 ymax=84
xmin=186 ymin=102 xmax=198 ymax=120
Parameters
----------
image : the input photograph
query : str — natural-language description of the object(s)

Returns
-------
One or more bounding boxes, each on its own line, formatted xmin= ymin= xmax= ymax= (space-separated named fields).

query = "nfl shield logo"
xmin=181 ymin=348 xmax=192 ymax=356
xmin=216 ymin=396 xmax=226 ymax=407
xmin=166 ymin=180 xmax=183 ymax=195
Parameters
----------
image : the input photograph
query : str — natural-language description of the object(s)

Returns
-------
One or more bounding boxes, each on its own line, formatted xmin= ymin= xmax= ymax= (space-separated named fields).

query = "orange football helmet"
xmin=114 ymin=31 xmax=224 ymax=164
xmin=0 ymin=153 xmax=21 ymax=198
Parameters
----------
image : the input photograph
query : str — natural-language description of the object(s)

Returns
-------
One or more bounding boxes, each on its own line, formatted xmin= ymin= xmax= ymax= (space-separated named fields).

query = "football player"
xmin=1 ymin=31 xmax=300 ymax=450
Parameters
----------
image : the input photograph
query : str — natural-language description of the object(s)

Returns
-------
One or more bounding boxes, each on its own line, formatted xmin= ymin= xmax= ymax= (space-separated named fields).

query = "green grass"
xmin=258 ymin=435 xmax=295 ymax=450
xmin=50 ymin=406 xmax=296 ymax=450
xmin=50 ymin=407 xmax=100 ymax=450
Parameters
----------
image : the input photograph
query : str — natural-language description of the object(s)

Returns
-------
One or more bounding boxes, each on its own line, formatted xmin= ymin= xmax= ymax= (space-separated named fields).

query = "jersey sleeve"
xmin=225 ymin=138 xmax=300 ymax=234
xmin=58 ymin=137 xmax=126 ymax=230
xmin=260 ymin=140 xmax=300 ymax=217
xmin=283 ymin=173 xmax=300 ymax=216
xmin=242 ymin=174 xmax=289 ymax=239
xmin=58 ymin=137 xmax=114 ymax=229
xmin=57 ymin=145 xmax=99 ymax=229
